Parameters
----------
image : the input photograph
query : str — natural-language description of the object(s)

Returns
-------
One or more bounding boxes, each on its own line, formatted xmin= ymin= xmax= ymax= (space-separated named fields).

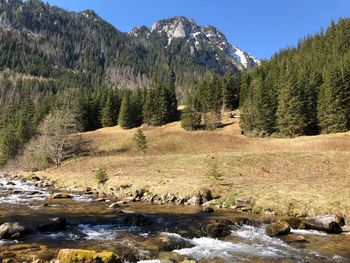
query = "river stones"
xmin=27 ymin=191 xmax=42 ymax=196
xmin=281 ymin=234 xmax=308 ymax=243
xmin=303 ymin=215 xmax=343 ymax=234
xmin=202 ymin=207 xmax=214 ymax=213
xmin=143 ymin=235 xmax=193 ymax=252
xmin=159 ymin=252 xmax=196 ymax=263
xmin=205 ymin=220 xmax=232 ymax=238
xmin=57 ymin=249 xmax=121 ymax=263
xmin=199 ymin=188 xmax=212 ymax=203
xmin=266 ymin=221 xmax=291 ymax=237
xmin=119 ymin=214 xmax=152 ymax=226
xmin=37 ymin=217 xmax=66 ymax=232
xmin=48 ymin=193 xmax=72 ymax=199
xmin=0 ymin=222 xmax=32 ymax=239
xmin=29 ymin=175 xmax=41 ymax=181
xmin=280 ymin=217 xmax=305 ymax=229
xmin=186 ymin=196 xmax=201 ymax=206
xmin=108 ymin=202 xmax=121 ymax=209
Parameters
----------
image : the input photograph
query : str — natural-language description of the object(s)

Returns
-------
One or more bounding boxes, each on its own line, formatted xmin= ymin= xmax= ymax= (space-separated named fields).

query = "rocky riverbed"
xmin=0 ymin=173 xmax=349 ymax=262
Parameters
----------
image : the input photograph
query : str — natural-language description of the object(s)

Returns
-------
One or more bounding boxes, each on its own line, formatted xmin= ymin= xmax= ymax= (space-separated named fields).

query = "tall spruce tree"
xmin=101 ymin=95 xmax=116 ymax=127
xmin=317 ymin=62 xmax=348 ymax=133
xmin=276 ymin=67 xmax=307 ymax=137
xmin=222 ymin=72 xmax=240 ymax=110
xmin=118 ymin=93 xmax=137 ymax=129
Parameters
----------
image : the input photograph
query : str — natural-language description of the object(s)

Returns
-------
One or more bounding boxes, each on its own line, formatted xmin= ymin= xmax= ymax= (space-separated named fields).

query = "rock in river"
xmin=266 ymin=221 xmax=291 ymax=237
xmin=202 ymin=207 xmax=214 ymax=213
xmin=37 ymin=217 xmax=66 ymax=232
xmin=143 ymin=235 xmax=193 ymax=252
xmin=205 ymin=220 xmax=232 ymax=238
xmin=120 ymin=214 xmax=152 ymax=226
xmin=57 ymin=249 xmax=121 ymax=263
xmin=303 ymin=215 xmax=343 ymax=234
xmin=159 ymin=252 xmax=196 ymax=263
xmin=0 ymin=222 xmax=32 ymax=239
xmin=48 ymin=193 xmax=72 ymax=200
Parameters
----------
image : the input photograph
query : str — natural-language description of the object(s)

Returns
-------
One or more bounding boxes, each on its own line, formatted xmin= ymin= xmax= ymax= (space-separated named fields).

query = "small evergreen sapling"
xmin=206 ymin=157 xmax=223 ymax=182
xmin=95 ymin=169 xmax=109 ymax=185
xmin=133 ymin=129 xmax=148 ymax=152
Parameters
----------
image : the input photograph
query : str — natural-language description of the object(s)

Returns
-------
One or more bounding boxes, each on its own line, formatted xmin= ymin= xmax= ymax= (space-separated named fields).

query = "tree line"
xmin=240 ymin=18 xmax=350 ymax=137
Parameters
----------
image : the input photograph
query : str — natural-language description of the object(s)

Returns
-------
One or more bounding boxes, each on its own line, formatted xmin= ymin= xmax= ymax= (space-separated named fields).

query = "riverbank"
xmin=7 ymin=120 xmax=350 ymax=221
xmin=0 ymin=173 xmax=349 ymax=262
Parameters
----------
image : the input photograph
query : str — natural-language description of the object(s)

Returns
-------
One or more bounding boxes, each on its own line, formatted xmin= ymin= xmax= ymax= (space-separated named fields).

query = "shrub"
xmin=95 ymin=169 xmax=109 ymax=185
xmin=181 ymin=108 xmax=201 ymax=131
xmin=133 ymin=129 xmax=148 ymax=152
xmin=206 ymin=157 xmax=223 ymax=181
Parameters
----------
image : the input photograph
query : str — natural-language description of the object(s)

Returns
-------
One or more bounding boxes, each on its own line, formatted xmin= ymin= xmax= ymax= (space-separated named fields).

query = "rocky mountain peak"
xmin=151 ymin=16 xmax=198 ymax=39
xmin=133 ymin=16 xmax=260 ymax=70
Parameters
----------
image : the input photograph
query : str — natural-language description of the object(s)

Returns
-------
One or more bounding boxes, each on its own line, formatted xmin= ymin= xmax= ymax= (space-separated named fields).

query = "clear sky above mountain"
xmin=44 ymin=0 xmax=350 ymax=59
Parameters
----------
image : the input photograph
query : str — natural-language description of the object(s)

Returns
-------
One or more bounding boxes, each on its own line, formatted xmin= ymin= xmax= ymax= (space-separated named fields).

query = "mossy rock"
xmin=48 ymin=193 xmax=72 ymax=200
xmin=280 ymin=216 xmax=305 ymax=229
xmin=143 ymin=235 xmax=193 ymax=253
xmin=57 ymin=249 xmax=121 ymax=263
xmin=159 ymin=252 xmax=196 ymax=263
xmin=205 ymin=220 xmax=231 ymax=238
xmin=266 ymin=221 xmax=291 ymax=237
xmin=96 ymin=251 xmax=120 ymax=263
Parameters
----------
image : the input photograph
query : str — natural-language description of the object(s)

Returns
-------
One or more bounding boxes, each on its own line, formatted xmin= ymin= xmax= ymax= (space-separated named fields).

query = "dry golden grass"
xmin=26 ymin=117 xmax=350 ymax=218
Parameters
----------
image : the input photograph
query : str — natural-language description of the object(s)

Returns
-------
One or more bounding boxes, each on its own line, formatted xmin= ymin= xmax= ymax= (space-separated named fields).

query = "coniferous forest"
xmin=0 ymin=0 xmax=350 ymax=166
xmin=240 ymin=19 xmax=350 ymax=137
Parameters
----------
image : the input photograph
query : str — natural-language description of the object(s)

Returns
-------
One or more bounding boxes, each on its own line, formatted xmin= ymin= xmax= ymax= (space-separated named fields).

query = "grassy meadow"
xmin=18 ymin=112 xmax=350 ymax=219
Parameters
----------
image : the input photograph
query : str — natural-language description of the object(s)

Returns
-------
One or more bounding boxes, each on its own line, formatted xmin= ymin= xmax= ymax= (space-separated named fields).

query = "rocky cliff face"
xmin=131 ymin=16 xmax=259 ymax=71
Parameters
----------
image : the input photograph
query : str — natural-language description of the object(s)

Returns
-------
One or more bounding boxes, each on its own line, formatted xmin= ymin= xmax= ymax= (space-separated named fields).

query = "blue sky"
xmin=44 ymin=0 xmax=350 ymax=59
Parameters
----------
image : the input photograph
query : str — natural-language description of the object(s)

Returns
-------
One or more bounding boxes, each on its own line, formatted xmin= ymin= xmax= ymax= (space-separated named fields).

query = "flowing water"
xmin=0 ymin=174 xmax=349 ymax=262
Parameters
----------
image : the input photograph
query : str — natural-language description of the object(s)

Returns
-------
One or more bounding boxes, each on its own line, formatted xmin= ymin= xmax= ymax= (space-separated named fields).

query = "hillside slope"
xmin=14 ymin=119 xmax=350 ymax=219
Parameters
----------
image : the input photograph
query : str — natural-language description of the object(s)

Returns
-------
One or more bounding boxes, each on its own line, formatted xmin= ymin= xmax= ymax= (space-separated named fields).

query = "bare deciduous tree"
xmin=40 ymin=108 xmax=78 ymax=166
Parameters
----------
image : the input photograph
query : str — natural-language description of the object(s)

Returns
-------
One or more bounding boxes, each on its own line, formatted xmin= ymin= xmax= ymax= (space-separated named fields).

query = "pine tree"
xmin=143 ymin=85 xmax=168 ymax=126
xmin=180 ymin=90 xmax=201 ymax=131
xmin=276 ymin=68 xmax=307 ymax=137
xmin=222 ymin=72 xmax=240 ymax=110
xmin=133 ymin=128 xmax=148 ymax=152
xmin=118 ymin=93 xmax=137 ymax=129
xmin=131 ymin=89 xmax=144 ymax=127
xmin=164 ymin=77 xmax=179 ymax=122
xmin=101 ymin=95 xmax=115 ymax=127
xmin=317 ymin=63 xmax=348 ymax=133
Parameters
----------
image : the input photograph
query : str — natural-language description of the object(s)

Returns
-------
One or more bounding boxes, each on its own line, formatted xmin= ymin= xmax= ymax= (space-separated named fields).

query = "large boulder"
xmin=143 ymin=235 xmax=193 ymax=252
xmin=266 ymin=221 xmax=291 ymax=237
xmin=57 ymin=249 xmax=121 ymax=263
xmin=37 ymin=217 xmax=66 ymax=232
xmin=205 ymin=220 xmax=231 ymax=238
xmin=0 ymin=222 xmax=32 ymax=239
xmin=281 ymin=217 xmax=304 ymax=229
xmin=303 ymin=216 xmax=343 ymax=234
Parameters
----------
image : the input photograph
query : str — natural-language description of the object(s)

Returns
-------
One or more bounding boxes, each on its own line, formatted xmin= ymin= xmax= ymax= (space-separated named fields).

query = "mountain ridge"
xmin=0 ymin=0 xmax=259 ymax=88
xmin=131 ymin=16 xmax=260 ymax=70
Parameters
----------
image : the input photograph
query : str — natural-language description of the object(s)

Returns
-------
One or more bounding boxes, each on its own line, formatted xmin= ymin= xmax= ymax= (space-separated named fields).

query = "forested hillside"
xmin=1 ymin=0 xmax=350 ymax=167
xmin=240 ymin=18 xmax=350 ymax=137
xmin=0 ymin=0 xmax=246 ymax=165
